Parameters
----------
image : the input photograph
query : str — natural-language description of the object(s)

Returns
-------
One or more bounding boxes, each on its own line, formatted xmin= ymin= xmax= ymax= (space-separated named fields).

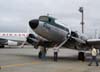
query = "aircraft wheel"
xmin=38 ymin=47 xmax=47 ymax=59
xmin=78 ymin=52 xmax=85 ymax=61
xmin=2 ymin=45 xmax=4 ymax=48
xmin=38 ymin=51 xmax=46 ymax=59
xmin=38 ymin=51 xmax=42 ymax=59
xmin=54 ymin=52 xmax=58 ymax=61
xmin=0 ymin=45 xmax=4 ymax=48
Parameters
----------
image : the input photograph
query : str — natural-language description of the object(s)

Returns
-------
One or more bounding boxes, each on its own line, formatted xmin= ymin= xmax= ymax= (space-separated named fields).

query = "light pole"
xmin=79 ymin=7 xmax=84 ymax=34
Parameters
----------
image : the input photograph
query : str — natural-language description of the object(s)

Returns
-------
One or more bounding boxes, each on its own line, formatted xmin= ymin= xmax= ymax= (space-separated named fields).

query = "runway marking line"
xmin=1 ymin=61 xmax=40 ymax=69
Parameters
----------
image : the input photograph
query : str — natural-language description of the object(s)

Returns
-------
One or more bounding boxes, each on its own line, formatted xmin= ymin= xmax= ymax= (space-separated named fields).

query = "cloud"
xmin=0 ymin=0 xmax=100 ymax=37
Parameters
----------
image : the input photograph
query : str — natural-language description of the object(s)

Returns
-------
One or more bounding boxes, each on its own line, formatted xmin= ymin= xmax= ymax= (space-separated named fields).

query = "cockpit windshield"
xmin=39 ymin=16 xmax=49 ymax=22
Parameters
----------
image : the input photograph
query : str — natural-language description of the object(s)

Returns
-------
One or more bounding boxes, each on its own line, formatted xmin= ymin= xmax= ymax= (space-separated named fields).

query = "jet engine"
xmin=7 ymin=40 xmax=18 ymax=46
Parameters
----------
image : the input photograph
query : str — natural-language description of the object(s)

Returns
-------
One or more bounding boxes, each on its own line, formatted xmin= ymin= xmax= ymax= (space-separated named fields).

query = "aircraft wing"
xmin=87 ymin=39 xmax=100 ymax=44
xmin=0 ymin=37 xmax=28 ymax=48
xmin=73 ymin=38 xmax=100 ymax=50
xmin=0 ymin=38 xmax=7 ymax=45
xmin=86 ymin=39 xmax=100 ymax=47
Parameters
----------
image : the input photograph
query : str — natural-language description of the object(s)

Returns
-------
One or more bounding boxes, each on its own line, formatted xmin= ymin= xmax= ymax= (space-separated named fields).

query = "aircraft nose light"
xmin=29 ymin=19 xmax=39 ymax=29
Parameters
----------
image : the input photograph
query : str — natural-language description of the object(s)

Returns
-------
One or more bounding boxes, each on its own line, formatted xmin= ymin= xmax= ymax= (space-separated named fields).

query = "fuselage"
xmin=29 ymin=16 xmax=71 ymax=43
xmin=0 ymin=32 xmax=28 ymax=41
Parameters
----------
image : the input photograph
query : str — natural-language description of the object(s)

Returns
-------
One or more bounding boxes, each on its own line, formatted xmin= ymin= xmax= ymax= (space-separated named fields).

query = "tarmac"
xmin=0 ymin=46 xmax=100 ymax=72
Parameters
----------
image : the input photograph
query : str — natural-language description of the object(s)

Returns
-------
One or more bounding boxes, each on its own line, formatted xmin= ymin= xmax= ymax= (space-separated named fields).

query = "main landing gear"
xmin=38 ymin=47 xmax=47 ymax=59
xmin=0 ymin=45 xmax=4 ymax=48
xmin=53 ymin=38 xmax=69 ymax=61
xmin=78 ymin=51 xmax=85 ymax=61
xmin=53 ymin=47 xmax=59 ymax=61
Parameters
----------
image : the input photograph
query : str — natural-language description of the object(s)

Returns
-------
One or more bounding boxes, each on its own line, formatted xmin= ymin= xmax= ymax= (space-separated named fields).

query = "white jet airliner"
xmin=0 ymin=32 xmax=28 ymax=48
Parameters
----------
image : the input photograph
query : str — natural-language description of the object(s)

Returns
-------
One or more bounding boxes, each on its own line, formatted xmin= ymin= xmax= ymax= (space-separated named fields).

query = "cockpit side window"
xmin=65 ymin=28 xmax=69 ymax=32
xmin=48 ymin=18 xmax=51 ymax=22
xmin=39 ymin=16 xmax=49 ymax=22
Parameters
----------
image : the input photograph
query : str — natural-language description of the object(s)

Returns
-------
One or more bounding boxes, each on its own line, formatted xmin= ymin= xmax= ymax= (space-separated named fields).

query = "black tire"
xmin=0 ymin=45 xmax=4 ymax=48
xmin=54 ymin=52 xmax=58 ymax=61
xmin=38 ymin=51 xmax=42 ymax=59
xmin=2 ymin=45 xmax=4 ymax=48
xmin=78 ymin=52 xmax=85 ymax=61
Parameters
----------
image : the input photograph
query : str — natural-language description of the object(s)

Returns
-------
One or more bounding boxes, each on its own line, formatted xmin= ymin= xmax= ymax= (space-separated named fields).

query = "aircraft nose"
xmin=29 ymin=19 xmax=39 ymax=29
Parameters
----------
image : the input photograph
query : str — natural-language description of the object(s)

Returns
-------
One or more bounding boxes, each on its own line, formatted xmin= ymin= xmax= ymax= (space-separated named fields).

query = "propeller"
xmin=71 ymin=36 xmax=86 ymax=44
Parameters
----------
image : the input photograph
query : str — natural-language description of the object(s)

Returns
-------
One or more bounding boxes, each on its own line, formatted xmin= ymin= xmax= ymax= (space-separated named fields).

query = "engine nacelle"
xmin=70 ymin=31 xmax=86 ymax=43
xmin=7 ymin=40 xmax=18 ymax=46
xmin=71 ymin=31 xmax=79 ymax=38
xmin=79 ymin=34 xmax=88 ymax=41
xmin=27 ymin=34 xmax=39 ymax=48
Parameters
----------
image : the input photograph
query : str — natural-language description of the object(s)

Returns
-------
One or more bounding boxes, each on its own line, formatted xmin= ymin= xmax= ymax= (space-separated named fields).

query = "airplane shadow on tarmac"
xmin=5 ymin=53 xmax=100 ymax=62
xmin=4 ymin=53 xmax=79 ymax=62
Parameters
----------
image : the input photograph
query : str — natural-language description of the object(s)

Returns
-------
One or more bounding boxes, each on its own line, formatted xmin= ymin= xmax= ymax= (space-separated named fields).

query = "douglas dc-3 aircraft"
xmin=26 ymin=15 xmax=100 ymax=61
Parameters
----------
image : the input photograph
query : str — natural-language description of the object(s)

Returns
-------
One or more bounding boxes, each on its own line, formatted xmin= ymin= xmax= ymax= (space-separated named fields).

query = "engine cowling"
xmin=27 ymin=34 xmax=39 ymax=48
xmin=79 ymin=34 xmax=88 ymax=41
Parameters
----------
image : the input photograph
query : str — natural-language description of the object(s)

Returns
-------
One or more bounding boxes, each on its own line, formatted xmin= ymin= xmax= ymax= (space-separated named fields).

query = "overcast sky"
xmin=0 ymin=0 xmax=100 ymax=38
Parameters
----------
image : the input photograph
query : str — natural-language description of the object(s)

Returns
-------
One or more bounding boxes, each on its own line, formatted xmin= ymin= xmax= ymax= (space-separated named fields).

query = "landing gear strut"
xmin=78 ymin=52 xmax=85 ymax=61
xmin=38 ymin=47 xmax=47 ymax=59
xmin=53 ymin=38 xmax=69 ymax=61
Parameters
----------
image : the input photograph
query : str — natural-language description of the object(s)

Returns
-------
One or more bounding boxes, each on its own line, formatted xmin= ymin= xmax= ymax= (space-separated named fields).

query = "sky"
xmin=0 ymin=0 xmax=100 ymax=38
